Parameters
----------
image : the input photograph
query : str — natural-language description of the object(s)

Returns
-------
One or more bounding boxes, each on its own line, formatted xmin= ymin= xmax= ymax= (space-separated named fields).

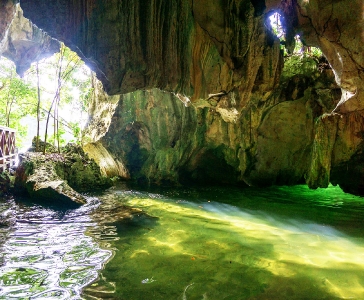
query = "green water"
xmin=1 ymin=184 xmax=364 ymax=299
xmin=84 ymin=184 xmax=364 ymax=300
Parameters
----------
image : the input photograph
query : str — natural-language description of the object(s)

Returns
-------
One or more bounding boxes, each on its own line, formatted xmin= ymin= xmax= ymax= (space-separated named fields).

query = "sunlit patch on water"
xmin=83 ymin=184 xmax=364 ymax=300
xmin=0 ymin=197 xmax=113 ymax=299
xmin=2 ymin=184 xmax=364 ymax=299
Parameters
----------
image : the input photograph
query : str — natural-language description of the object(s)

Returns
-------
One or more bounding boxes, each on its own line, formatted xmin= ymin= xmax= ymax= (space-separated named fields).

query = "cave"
xmin=0 ymin=0 xmax=363 ymax=194
xmin=2 ymin=0 xmax=364 ymax=299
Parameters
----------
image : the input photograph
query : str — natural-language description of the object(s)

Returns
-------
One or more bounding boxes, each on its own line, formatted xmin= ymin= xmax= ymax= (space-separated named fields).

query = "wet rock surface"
xmin=15 ymin=152 xmax=87 ymax=205
xmin=86 ymin=69 xmax=340 ymax=188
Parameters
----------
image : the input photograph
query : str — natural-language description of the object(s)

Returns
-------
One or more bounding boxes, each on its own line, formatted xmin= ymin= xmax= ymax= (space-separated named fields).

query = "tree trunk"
xmin=36 ymin=62 xmax=41 ymax=151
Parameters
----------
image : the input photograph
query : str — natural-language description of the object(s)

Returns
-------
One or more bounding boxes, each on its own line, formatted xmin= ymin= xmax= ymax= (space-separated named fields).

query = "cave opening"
xmin=0 ymin=44 xmax=92 ymax=152
xmin=268 ymin=11 xmax=285 ymax=42
xmin=267 ymin=11 xmax=330 ymax=83
xmin=3 ymin=1 xmax=364 ymax=299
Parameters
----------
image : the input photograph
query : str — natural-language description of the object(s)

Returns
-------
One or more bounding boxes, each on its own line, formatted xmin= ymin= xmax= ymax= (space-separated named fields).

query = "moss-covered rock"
xmin=15 ymin=144 xmax=112 ymax=206
xmin=58 ymin=143 xmax=113 ymax=192
xmin=0 ymin=172 xmax=11 ymax=198
xmin=85 ymin=67 xmax=339 ymax=188
xmin=15 ymin=153 xmax=87 ymax=205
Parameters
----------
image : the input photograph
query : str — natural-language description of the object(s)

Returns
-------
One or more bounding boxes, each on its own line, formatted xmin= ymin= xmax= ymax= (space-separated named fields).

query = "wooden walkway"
xmin=0 ymin=126 xmax=16 ymax=172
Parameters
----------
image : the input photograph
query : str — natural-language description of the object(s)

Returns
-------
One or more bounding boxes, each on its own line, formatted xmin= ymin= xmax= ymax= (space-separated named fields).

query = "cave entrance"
xmin=0 ymin=44 xmax=93 ymax=152
xmin=267 ymin=11 xmax=328 ymax=80
xmin=269 ymin=12 xmax=285 ymax=42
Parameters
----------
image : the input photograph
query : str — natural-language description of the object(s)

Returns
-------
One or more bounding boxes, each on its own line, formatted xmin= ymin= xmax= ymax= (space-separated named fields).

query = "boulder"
xmin=15 ymin=153 xmax=87 ymax=205
xmin=15 ymin=145 xmax=112 ymax=206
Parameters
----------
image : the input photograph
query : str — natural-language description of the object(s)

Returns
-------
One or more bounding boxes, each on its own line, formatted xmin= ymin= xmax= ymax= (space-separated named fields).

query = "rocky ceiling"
xmin=7 ymin=0 xmax=361 ymax=114
xmin=0 ymin=2 xmax=59 ymax=75
xmin=0 ymin=0 xmax=360 ymax=112
xmin=2 ymin=0 xmax=364 ymax=194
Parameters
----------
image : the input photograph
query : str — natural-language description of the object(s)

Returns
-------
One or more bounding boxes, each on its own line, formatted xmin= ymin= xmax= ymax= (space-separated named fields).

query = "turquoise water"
xmin=1 ymin=184 xmax=364 ymax=299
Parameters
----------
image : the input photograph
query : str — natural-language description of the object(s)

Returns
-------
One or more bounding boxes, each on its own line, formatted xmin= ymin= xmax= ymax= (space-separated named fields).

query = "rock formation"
xmin=0 ymin=172 xmax=11 ymax=198
xmin=85 ymin=61 xmax=339 ymax=188
xmin=0 ymin=0 xmax=17 ymax=53
xmin=14 ymin=144 xmax=112 ymax=206
xmin=15 ymin=152 xmax=87 ymax=205
xmin=0 ymin=3 xmax=59 ymax=76
xmin=2 ymin=1 xmax=364 ymax=194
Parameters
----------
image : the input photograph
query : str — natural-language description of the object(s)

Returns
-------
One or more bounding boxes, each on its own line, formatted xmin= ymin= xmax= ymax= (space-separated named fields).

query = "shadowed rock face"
xmin=0 ymin=3 xmax=60 ymax=76
xmin=0 ymin=0 xmax=16 ymax=47
xmin=2 ymin=6 xmax=60 ymax=76
xmin=19 ymin=0 xmax=281 ymax=100
xmin=280 ymin=0 xmax=364 ymax=114
xmin=87 ymin=69 xmax=340 ymax=188
xmin=2 ymin=1 xmax=364 ymax=194
xmin=16 ymin=1 xmax=364 ymax=109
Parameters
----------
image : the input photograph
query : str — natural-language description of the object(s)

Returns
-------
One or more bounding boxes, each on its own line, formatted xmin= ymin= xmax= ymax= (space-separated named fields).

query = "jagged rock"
xmin=20 ymin=0 xmax=281 ymax=100
xmin=0 ymin=0 xmax=17 ymax=52
xmin=16 ymin=0 xmax=364 ymax=113
xmin=28 ymin=136 xmax=58 ymax=153
xmin=279 ymin=0 xmax=364 ymax=114
xmin=82 ymin=74 xmax=121 ymax=142
xmin=15 ymin=146 xmax=112 ymax=205
xmin=83 ymin=142 xmax=130 ymax=179
xmin=15 ymin=153 xmax=87 ymax=205
xmin=84 ymin=67 xmax=339 ymax=187
xmin=306 ymin=114 xmax=340 ymax=189
xmin=0 ymin=5 xmax=60 ymax=76
xmin=59 ymin=143 xmax=113 ymax=192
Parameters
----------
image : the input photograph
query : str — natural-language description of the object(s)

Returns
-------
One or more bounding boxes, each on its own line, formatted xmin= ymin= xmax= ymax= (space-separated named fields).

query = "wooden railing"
xmin=0 ymin=126 xmax=16 ymax=172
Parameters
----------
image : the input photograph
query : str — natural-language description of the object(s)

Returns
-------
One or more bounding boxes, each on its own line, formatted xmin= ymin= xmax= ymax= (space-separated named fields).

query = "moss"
xmin=0 ymin=172 xmax=11 ymax=197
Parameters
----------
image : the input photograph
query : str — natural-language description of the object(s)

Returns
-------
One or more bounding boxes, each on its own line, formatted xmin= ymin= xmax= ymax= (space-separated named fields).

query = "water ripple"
xmin=0 ymin=197 xmax=112 ymax=300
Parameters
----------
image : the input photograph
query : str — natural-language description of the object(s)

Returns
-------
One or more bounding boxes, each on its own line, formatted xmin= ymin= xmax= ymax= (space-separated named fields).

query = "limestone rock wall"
xmin=280 ymin=0 xmax=364 ymax=114
xmin=82 ymin=73 xmax=121 ymax=142
xmin=20 ymin=0 xmax=281 ymax=102
xmin=86 ymin=66 xmax=340 ymax=187
xmin=2 ymin=1 xmax=364 ymax=194
xmin=0 ymin=0 xmax=17 ymax=52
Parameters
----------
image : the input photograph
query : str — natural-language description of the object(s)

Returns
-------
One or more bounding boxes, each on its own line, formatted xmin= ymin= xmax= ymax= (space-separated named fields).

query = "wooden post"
xmin=0 ymin=125 xmax=16 ymax=172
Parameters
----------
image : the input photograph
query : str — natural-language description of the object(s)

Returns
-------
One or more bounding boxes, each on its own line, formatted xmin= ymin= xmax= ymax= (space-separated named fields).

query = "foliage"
xmin=282 ymin=55 xmax=319 ymax=79
xmin=0 ymin=59 xmax=38 ymax=147
xmin=269 ymin=12 xmax=325 ymax=80
xmin=281 ymin=38 xmax=324 ymax=79
xmin=0 ymin=44 xmax=92 ymax=151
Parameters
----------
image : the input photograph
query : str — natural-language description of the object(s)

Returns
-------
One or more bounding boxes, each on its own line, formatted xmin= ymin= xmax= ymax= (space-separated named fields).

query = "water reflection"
xmin=0 ymin=197 xmax=113 ymax=299
xmin=1 ymin=184 xmax=364 ymax=299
